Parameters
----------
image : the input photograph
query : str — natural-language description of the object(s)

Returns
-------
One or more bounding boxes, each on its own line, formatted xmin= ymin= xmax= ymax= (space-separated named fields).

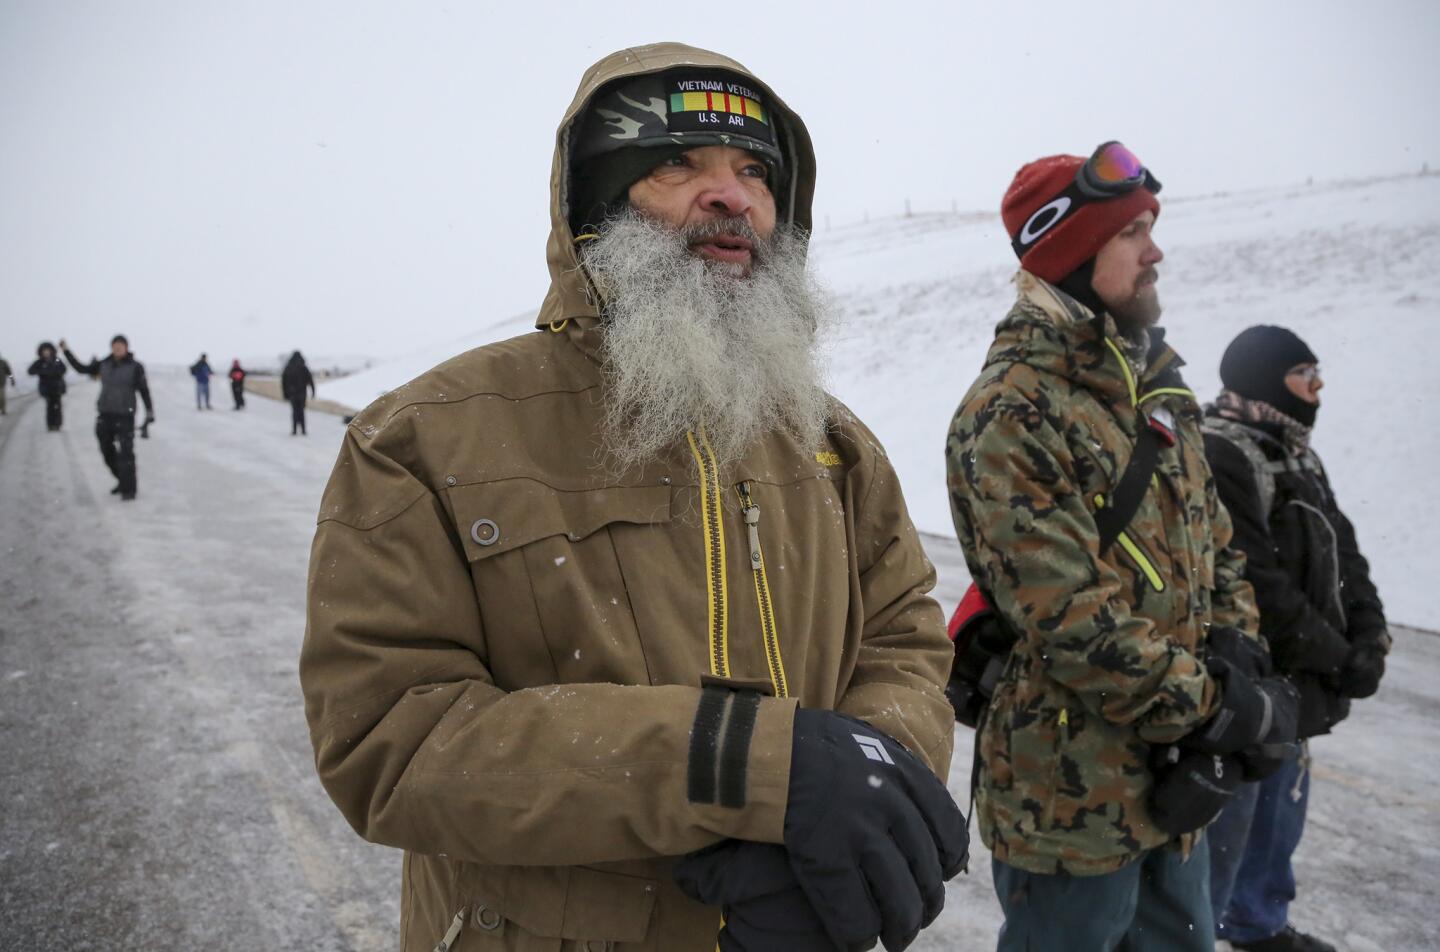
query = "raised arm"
xmin=62 ymin=347 xmax=100 ymax=376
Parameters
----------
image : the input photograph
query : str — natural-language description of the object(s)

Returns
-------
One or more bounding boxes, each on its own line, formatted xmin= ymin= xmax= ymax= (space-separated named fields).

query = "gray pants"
xmin=992 ymin=836 xmax=1214 ymax=951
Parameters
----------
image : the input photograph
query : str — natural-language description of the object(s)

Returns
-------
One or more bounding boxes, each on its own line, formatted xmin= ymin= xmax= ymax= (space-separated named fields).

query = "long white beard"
xmin=580 ymin=208 xmax=833 ymax=470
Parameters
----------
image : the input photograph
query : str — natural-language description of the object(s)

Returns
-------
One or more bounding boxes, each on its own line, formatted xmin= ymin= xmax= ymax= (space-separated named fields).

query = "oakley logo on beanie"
xmin=1018 ymin=196 xmax=1073 ymax=247
xmin=1001 ymin=152 xmax=1160 ymax=285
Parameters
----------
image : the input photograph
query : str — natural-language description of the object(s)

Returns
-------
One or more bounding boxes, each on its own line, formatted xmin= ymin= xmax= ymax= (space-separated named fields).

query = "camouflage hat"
xmin=570 ymin=67 xmax=786 ymax=231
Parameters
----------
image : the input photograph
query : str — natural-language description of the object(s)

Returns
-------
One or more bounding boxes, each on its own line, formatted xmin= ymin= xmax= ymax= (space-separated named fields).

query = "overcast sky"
xmin=3 ymin=0 xmax=1437 ymax=367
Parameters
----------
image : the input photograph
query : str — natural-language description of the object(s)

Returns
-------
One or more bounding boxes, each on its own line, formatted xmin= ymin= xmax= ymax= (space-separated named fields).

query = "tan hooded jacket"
xmin=300 ymin=43 xmax=953 ymax=952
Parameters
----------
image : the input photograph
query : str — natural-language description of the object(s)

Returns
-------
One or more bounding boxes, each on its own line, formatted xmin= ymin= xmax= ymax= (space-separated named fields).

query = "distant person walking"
xmin=228 ymin=359 xmax=246 ymax=410
xmin=0 ymin=354 xmax=14 ymax=415
xmin=281 ymin=351 xmax=315 ymax=436
xmin=60 ymin=335 xmax=154 ymax=501
xmin=190 ymin=353 xmax=214 ymax=410
xmin=28 ymin=342 xmax=69 ymax=431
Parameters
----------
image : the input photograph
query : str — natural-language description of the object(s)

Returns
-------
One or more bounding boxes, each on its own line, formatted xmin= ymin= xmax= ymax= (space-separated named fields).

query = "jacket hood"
xmin=988 ymin=270 xmax=1188 ymax=410
xmin=535 ymin=42 xmax=817 ymax=330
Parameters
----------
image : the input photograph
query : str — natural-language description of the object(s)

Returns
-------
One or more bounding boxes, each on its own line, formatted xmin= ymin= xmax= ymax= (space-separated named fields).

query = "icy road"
xmin=1 ymin=372 xmax=1436 ymax=951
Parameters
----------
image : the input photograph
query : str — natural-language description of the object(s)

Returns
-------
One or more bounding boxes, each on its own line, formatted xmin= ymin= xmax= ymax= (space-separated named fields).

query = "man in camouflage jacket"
xmin=946 ymin=148 xmax=1262 ymax=951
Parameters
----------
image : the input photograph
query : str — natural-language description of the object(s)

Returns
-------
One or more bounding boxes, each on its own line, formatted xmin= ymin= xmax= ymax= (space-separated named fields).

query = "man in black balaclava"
xmin=1202 ymin=325 xmax=1390 ymax=952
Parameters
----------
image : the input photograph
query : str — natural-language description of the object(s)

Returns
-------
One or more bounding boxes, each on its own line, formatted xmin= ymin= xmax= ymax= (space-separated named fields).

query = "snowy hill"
xmin=320 ymin=173 xmax=1440 ymax=628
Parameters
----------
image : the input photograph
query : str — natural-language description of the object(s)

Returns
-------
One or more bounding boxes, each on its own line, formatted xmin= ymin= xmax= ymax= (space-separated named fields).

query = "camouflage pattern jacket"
xmin=945 ymin=271 xmax=1259 ymax=875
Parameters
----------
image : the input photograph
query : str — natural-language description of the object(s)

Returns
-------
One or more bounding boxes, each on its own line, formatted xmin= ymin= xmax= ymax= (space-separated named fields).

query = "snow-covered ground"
xmin=320 ymin=172 xmax=1440 ymax=631
xmin=1 ymin=372 xmax=1436 ymax=950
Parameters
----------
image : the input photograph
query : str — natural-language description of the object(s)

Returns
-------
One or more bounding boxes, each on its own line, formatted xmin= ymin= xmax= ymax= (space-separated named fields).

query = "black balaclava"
xmin=568 ymin=67 xmax=786 ymax=235
xmin=1219 ymin=325 xmax=1320 ymax=427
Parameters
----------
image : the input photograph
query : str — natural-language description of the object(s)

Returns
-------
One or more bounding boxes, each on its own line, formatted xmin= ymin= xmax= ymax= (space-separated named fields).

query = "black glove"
xmin=675 ymin=841 xmax=839 ymax=952
xmin=1205 ymin=625 xmax=1271 ymax=680
xmin=784 ymin=710 xmax=968 ymax=952
xmin=1235 ymin=675 xmax=1301 ymax=781
xmin=1183 ymin=656 xmax=1293 ymax=756
xmin=1338 ymin=640 xmax=1386 ymax=699
xmin=1149 ymin=746 xmax=1244 ymax=836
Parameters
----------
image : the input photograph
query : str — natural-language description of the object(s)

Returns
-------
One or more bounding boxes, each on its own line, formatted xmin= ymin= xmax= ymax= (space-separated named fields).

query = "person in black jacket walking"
xmin=280 ymin=351 xmax=315 ymax=435
xmin=60 ymin=334 xmax=155 ymax=500
xmin=1202 ymin=326 xmax=1389 ymax=952
xmin=0 ymin=354 xmax=14 ymax=415
xmin=28 ymin=341 xmax=69 ymax=430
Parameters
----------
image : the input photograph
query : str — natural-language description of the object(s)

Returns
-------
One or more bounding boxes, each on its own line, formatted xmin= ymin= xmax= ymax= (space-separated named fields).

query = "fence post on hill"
xmin=904 ymin=198 xmax=911 ymax=218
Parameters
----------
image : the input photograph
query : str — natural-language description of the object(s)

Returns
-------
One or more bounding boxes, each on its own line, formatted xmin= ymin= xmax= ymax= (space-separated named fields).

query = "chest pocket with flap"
xmin=446 ymin=478 xmax=674 ymax=689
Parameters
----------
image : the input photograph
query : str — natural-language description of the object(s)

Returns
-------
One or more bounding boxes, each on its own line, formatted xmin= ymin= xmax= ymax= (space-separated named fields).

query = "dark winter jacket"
xmin=190 ymin=360 xmax=214 ymax=382
xmin=281 ymin=359 xmax=315 ymax=402
xmin=28 ymin=357 xmax=68 ymax=397
xmin=229 ymin=363 xmax=246 ymax=384
xmin=1203 ymin=412 xmax=1387 ymax=736
xmin=63 ymin=349 xmax=154 ymax=418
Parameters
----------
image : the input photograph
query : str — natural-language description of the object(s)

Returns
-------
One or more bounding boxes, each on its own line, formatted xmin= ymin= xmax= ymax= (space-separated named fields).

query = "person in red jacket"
xmin=229 ymin=359 xmax=247 ymax=410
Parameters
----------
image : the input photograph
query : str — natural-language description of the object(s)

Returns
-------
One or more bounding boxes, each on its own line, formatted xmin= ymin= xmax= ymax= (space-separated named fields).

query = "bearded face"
xmin=1091 ymin=210 xmax=1164 ymax=335
xmin=579 ymin=206 xmax=833 ymax=470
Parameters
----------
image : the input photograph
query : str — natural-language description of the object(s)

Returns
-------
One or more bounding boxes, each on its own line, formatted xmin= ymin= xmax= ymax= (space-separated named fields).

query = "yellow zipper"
xmin=1138 ymin=387 xmax=1195 ymax=405
xmin=737 ymin=481 xmax=789 ymax=698
xmin=687 ymin=430 xmax=730 ymax=678
xmin=1094 ymin=493 xmax=1165 ymax=592
xmin=1115 ymin=531 xmax=1165 ymax=592
xmin=1103 ymin=337 xmax=1139 ymax=408
xmin=1096 ymin=340 xmax=1178 ymax=588
xmin=686 ymin=432 xmax=790 ymax=696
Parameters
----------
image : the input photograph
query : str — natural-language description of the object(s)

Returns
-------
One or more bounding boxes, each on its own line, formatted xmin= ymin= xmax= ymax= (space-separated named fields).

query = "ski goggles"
xmin=1010 ymin=141 xmax=1162 ymax=256
xmin=1075 ymin=141 xmax=1162 ymax=199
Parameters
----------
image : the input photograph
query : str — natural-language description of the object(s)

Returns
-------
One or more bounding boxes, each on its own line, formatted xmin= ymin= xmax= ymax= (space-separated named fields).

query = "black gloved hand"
xmin=1205 ymin=625 xmax=1271 ymax=680
xmin=1149 ymin=746 xmax=1244 ymax=836
xmin=1235 ymin=675 xmax=1301 ymax=781
xmin=1183 ymin=656 xmax=1293 ymax=756
xmin=675 ymin=840 xmax=839 ymax=952
xmin=784 ymin=710 xmax=968 ymax=952
xmin=1338 ymin=640 xmax=1386 ymax=699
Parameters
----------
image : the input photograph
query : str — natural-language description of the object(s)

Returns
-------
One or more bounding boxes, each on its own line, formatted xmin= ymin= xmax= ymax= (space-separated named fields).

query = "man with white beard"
xmin=301 ymin=43 xmax=966 ymax=952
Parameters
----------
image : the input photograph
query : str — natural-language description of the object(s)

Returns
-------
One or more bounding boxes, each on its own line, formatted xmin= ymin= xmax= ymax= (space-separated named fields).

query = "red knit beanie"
xmin=1001 ymin=154 xmax=1160 ymax=284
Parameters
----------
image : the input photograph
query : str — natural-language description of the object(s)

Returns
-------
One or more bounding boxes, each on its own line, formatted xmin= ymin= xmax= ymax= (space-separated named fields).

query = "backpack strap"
xmin=1094 ymin=419 xmax=1164 ymax=555
xmin=1201 ymin=416 xmax=1279 ymax=517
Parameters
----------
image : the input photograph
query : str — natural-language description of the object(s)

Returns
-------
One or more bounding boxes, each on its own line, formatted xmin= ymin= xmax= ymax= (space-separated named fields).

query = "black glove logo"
xmin=853 ymin=733 xmax=896 ymax=765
